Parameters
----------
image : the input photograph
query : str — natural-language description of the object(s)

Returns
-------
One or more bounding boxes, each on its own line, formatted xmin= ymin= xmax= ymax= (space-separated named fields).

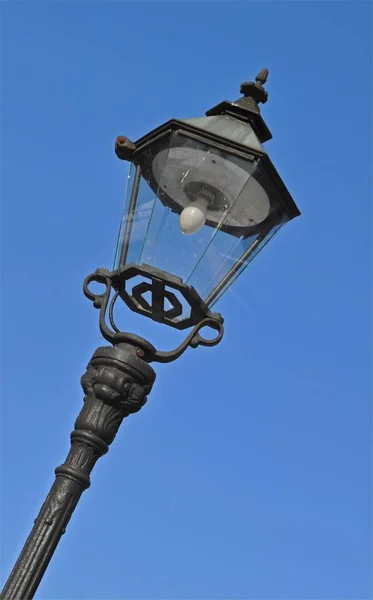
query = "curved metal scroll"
xmin=83 ymin=267 xmax=224 ymax=364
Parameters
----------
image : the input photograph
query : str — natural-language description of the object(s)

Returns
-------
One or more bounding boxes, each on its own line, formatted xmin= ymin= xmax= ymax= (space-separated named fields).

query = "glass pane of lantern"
xmin=113 ymin=148 xmax=170 ymax=269
xmin=197 ymin=221 xmax=285 ymax=307
xmin=186 ymin=159 xmax=290 ymax=303
xmin=136 ymin=132 xmax=263 ymax=285
xmin=114 ymin=162 xmax=137 ymax=269
xmin=114 ymin=130 xmax=289 ymax=307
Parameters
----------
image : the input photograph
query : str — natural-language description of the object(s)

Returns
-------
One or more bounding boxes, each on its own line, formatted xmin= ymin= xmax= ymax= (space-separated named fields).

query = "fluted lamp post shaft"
xmin=1 ymin=345 xmax=155 ymax=600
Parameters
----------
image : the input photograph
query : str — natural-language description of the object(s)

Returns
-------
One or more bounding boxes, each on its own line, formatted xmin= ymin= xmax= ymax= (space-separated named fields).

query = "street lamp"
xmin=1 ymin=69 xmax=300 ymax=600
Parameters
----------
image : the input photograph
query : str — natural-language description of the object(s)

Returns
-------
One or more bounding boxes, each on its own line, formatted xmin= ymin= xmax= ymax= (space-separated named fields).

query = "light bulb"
xmin=179 ymin=196 xmax=209 ymax=235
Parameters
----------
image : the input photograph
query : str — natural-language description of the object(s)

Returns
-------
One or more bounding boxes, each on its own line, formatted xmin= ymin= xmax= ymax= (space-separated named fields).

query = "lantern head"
xmin=113 ymin=70 xmax=300 ymax=326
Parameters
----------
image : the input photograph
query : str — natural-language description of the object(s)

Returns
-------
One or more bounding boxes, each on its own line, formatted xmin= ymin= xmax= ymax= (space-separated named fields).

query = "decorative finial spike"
xmin=239 ymin=68 xmax=269 ymax=105
xmin=206 ymin=68 xmax=273 ymax=142
xmin=256 ymin=68 xmax=269 ymax=85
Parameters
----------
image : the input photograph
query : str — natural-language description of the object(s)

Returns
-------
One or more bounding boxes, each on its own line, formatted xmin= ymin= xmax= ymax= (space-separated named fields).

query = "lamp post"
xmin=1 ymin=69 xmax=300 ymax=600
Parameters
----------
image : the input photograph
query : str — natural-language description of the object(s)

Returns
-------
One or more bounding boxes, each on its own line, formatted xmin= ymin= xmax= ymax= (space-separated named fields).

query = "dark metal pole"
xmin=1 ymin=344 xmax=155 ymax=600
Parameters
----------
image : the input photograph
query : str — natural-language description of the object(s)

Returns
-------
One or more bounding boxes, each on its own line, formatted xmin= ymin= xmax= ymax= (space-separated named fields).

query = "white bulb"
xmin=179 ymin=197 xmax=208 ymax=235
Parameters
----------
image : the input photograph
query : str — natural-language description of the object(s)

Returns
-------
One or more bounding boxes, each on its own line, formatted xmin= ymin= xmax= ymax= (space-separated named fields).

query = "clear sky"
xmin=0 ymin=2 xmax=372 ymax=599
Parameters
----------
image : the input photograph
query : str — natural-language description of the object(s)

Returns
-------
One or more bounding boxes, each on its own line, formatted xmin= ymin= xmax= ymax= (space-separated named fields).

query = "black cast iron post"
xmin=1 ymin=261 xmax=223 ymax=600
xmin=1 ymin=344 xmax=155 ymax=600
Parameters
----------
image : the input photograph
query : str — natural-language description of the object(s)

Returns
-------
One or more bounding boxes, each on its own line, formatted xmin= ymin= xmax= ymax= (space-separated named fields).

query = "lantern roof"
xmin=129 ymin=118 xmax=300 ymax=223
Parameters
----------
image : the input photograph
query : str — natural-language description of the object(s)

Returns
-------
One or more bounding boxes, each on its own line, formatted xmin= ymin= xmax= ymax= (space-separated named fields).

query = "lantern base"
xmin=83 ymin=264 xmax=224 ymax=364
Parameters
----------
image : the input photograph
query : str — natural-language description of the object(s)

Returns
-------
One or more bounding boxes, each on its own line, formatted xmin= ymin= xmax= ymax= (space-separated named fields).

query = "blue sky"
xmin=0 ymin=2 xmax=372 ymax=599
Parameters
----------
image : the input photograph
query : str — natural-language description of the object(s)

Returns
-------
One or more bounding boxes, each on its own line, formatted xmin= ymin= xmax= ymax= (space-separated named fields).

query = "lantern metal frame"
xmin=115 ymin=119 xmax=300 ymax=226
xmin=113 ymin=120 xmax=299 ymax=316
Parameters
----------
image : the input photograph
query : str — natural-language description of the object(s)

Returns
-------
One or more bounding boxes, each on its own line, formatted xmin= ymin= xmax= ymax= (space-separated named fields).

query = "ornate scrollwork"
xmin=75 ymin=345 xmax=154 ymax=445
xmin=83 ymin=264 xmax=224 ymax=363
xmin=80 ymin=362 xmax=150 ymax=417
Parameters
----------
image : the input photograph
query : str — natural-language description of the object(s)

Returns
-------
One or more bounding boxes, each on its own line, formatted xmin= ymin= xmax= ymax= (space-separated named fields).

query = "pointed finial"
xmin=239 ymin=68 xmax=269 ymax=104
xmin=255 ymin=68 xmax=269 ymax=86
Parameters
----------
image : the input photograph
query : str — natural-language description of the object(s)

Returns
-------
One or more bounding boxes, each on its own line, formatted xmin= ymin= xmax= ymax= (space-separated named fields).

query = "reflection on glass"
xmin=207 ymin=222 xmax=285 ymax=307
